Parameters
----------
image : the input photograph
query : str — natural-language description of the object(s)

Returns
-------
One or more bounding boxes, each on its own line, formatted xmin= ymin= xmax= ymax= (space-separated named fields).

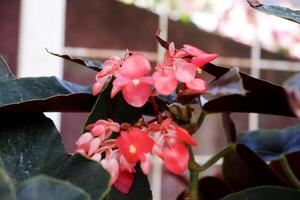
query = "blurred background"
xmin=1 ymin=0 xmax=300 ymax=199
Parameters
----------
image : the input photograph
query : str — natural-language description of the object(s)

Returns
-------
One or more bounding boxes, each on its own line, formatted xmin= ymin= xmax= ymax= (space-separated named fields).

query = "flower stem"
xmin=279 ymin=155 xmax=300 ymax=189
xmin=187 ymin=146 xmax=201 ymax=200
xmin=150 ymin=95 xmax=159 ymax=118
xmin=190 ymin=111 xmax=207 ymax=134
xmin=196 ymin=144 xmax=234 ymax=172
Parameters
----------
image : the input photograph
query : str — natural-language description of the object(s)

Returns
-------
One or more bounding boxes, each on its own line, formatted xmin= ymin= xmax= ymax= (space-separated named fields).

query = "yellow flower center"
xmin=132 ymin=79 xmax=140 ymax=86
xmin=129 ymin=145 xmax=137 ymax=154
xmin=197 ymin=68 xmax=202 ymax=74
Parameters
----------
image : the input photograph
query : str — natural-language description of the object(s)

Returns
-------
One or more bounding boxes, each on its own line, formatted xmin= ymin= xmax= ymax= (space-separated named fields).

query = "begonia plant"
xmin=1 ymin=1 xmax=300 ymax=200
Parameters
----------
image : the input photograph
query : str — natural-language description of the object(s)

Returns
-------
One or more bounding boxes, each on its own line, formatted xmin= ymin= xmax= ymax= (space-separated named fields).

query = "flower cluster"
xmin=93 ymin=43 xmax=218 ymax=107
xmin=75 ymin=117 xmax=197 ymax=194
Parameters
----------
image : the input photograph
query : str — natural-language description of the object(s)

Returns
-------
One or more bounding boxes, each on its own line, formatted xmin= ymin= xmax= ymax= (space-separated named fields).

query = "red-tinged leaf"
xmin=47 ymin=49 xmax=102 ymax=72
xmin=222 ymin=144 xmax=286 ymax=192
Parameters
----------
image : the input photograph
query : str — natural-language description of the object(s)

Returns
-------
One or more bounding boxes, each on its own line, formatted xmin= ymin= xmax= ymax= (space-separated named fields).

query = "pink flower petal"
xmin=186 ymin=79 xmax=207 ymax=93
xmin=183 ymin=44 xmax=206 ymax=57
xmin=75 ymin=132 xmax=93 ymax=152
xmin=175 ymin=127 xmax=197 ymax=146
xmin=114 ymin=171 xmax=134 ymax=194
xmin=153 ymin=70 xmax=178 ymax=95
xmin=111 ymin=84 xmax=122 ymax=98
xmin=92 ymin=76 xmax=109 ymax=96
xmin=120 ymin=53 xmax=151 ymax=79
xmin=101 ymin=158 xmax=120 ymax=185
xmin=174 ymin=60 xmax=196 ymax=83
xmin=191 ymin=54 xmax=219 ymax=68
xmin=141 ymin=153 xmax=152 ymax=175
xmin=122 ymin=82 xmax=151 ymax=107
xmin=88 ymin=137 xmax=101 ymax=156
xmin=162 ymin=141 xmax=189 ymax=175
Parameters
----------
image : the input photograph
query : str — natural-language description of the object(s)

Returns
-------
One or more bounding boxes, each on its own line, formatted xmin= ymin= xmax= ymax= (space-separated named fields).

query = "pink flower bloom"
xmin=100 ymin=151 xmax=120 ymax=185
xmin=86 ymin=119 xmax=120 ymax=139
xmin=116 ymin=127 xmax=154 ymax=164
xmin=186 ymin=79 xmax=207 ymax=93
xmin=92 ymin=56 xmax=121 ymax=96
xmin=75 ymin=132 xmax=93 ymax=154
xmin=180 ymin=44 xmax=218 ymax=68
xmin=140 ymin=153 xmax=152 ymax=175
xmin=112 ymin=53 xmax=153 ymax=107
xmin=152 ymin=66 xmax=178 ymax=95
xmin=174 ymin=59 xmax=196 ymax=83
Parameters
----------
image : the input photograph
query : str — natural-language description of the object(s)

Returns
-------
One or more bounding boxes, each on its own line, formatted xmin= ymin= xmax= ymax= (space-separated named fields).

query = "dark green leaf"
xmin=55 ymin=154 xmax=111 ymax=200
xmin=0 ymin=168 xmax=15 ymax=200
xmin=47 ymin=49 xmax=102 ymax=72
xmin=0 ymin=77 xmax=95 ymax=112
xmin=83 ymin=81 xmax=142 ymax=129
xmin=238 ymin=125 xmax=300 ymax=161
xmin=0 ymin=56 xmax=14 ymax=82
xmin=202 ymin=63 xmax=294 ymax=117
xmin=222 ymin=186 xmax=300 ymax=200
xmin=222 ymin=144 xmax=286 ymax=192
xmin=0 ymin=113 xmax=110 ymax=200
xmin=16 ymin=175 xmax=90 ymax=200
xmin=248 ymin=1 xmax=300 ymax=24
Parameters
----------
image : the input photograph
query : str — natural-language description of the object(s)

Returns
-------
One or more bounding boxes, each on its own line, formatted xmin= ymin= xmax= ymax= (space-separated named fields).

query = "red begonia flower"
xmin=175 ymin=127 xmax=197 ymax=146
xmin=161 ymin=141 xmax=189 ymax=175
xmin=116 ymin=128 xmax=154 ymax=164
xmin=112 ymin=53 xmax=153 ymax=107
xmin=114 ymin=170 xmax=134 ymax=194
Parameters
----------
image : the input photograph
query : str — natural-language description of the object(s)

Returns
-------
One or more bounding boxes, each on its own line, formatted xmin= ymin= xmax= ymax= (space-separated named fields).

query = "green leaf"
xmin=0 ymin=56 xmax=15 ymax=82
xmin=0 ymin=77 xmax=95 ymax=112
xmin=83 ymin=81 xmax=142 ymax=129
xmin=47 ymin=49 xmax=102 ymax=72
xmin=55 ymin=154 xmax=111 ymax=200
xmin=222 ymin=186 xmax=300 ymax=200
xmin=238 ymin=125 xmax=300 ymax=161
xmin=248 ymin=1 xmax=300 ymax=24
xmin=222 ymin=144 xmax=286 ymax=192
xmin=0 ymin=168 xmax=15 ymax=200
xmin=203 ymin=63 xmax=294 ymax=117
xmin=0 ymin=113 xmax=110 ymax=200
xmin=16 ymin=175 xmax=90 ymax=200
